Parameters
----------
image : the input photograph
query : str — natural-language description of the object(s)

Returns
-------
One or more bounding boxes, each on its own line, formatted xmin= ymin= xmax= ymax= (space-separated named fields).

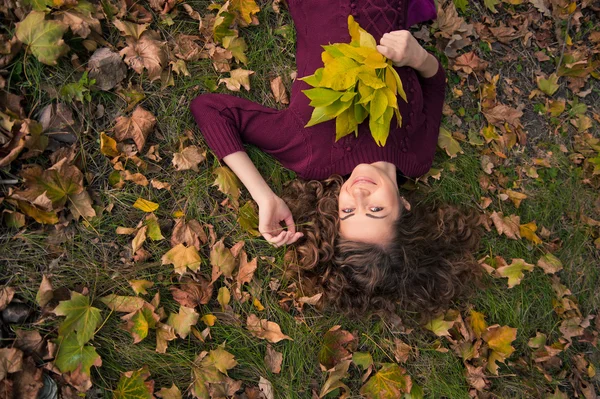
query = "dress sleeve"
xmin=189 ymin=93 xmax=292 ymax=160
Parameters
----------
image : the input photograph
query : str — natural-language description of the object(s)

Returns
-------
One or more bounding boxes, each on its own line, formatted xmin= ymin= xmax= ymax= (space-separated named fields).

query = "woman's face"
xmin=338 ymin=162 xmax=401 ymax=244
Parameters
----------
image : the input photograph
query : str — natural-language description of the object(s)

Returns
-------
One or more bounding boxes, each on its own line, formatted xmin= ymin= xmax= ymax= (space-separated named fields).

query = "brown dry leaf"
xmin=490 ymin=211 xmax=521 ymax=239
xmin=156 ymin=383 xmax=182 ymax=399
xmin=213 ymin=166 xmax=241 ymax=207
xmin=393 ymin=338 xmax=411 ymax=363
xmin=120 ymin=31 xmax=167 ymax=82
xmin=88 ymin=48 xmax=127 ymax=91
xmin=150 ymin=179 xmax=171 ymax=190
xmin=236 ymin=250 xmax=257 ymax=286
xmin=123 ymin=170 xmax=149 ymax=186
xmin=36 ymin=274 xmax=53 ymax=308
xmin=171 ymin=218 xmax=207 ymax=250
xmin=132 ymin=225 xmax=147 ymax=253
xmin=172 ymin=145 xmax=205 ymax=172
xmin=169 ymin=277 xmax=213 ymax=308
xmin=270 ymin=76 xmax=289 ymax=104
xmin=0 ymin=348 xmax=23 ymax=380
xmin=452 ymin=52 xmax=488 ymax=74
xmin=13 ymin=356 xmax=43 ymax=398
xmin=483 ymin=104 xmax=523 ymax=127
xmin=219 ymin=68 xmax=254 ymax=91
xmin=210 ymin=239 xmax=236 ymax=280
xmin=246 ymin=314 xmax=292 ymax=343
xmin=113 ymin=106 xmax=156 ymax=151
xmin=264 ymin=345 xmax=283 ymax=374
xmin=536 ymin=253 xmax=563 ymax=274
xmin=319 ymin=359 xmax=351 ymax=398
xmin=0 ymin=286 xmax=15 ymax=311
xmin=465 ymin=364 xmax=488 ymax=392
xmin=155 ymin=322 xmax=176 ymax=354
xmin=318 ymin=325 xmax=357 ymax=369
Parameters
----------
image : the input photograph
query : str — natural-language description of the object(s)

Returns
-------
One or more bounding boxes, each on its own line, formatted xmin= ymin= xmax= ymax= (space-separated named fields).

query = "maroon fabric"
xmin=189 ymin=0 xmax=446 ymax=180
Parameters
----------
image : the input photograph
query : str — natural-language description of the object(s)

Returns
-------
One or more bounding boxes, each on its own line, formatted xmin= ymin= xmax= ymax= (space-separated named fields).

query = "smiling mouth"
xmin=352 ymin=177 xmax=376 ymax=187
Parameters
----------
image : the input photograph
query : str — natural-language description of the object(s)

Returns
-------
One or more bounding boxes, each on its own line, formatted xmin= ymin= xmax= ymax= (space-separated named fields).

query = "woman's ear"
xmin=399 ymin=196 xmax=411 ymax=211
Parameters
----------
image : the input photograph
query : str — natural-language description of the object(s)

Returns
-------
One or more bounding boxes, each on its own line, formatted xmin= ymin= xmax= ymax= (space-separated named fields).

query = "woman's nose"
xmin=351 ymin=186 xmax=370 ymax=201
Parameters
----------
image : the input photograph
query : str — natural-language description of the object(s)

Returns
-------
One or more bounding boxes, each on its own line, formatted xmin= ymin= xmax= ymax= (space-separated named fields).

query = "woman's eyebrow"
xmin=340 ymin=213 xmax=387 ymax=221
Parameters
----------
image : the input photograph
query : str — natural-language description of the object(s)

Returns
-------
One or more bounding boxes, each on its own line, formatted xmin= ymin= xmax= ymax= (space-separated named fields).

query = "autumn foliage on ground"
xmin=0 ymin=0 xmax=599 ymax=397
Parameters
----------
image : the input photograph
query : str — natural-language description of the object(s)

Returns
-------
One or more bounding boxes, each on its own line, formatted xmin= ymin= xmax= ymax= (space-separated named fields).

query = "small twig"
xmin=556 ymin=16 xmax=572 ymax=73
xmin=0 ymin=179 xmax=18 ymax=185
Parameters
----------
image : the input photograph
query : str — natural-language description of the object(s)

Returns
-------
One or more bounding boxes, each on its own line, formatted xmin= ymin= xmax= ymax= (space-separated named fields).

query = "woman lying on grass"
xmin=190 ymin=0 xmax=481 ymax=314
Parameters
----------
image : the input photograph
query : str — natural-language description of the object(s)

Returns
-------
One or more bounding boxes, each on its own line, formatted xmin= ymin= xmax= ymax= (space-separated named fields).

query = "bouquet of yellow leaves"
xmin=301 ymin=16 xmax=407 ymax=147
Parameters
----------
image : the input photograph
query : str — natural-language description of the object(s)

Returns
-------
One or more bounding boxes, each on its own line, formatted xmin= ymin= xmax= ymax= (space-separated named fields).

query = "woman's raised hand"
xmin=257 ymin=193 xmax=303 ymax=247
xmin=377 ymin=30 xmax=428 ymax=69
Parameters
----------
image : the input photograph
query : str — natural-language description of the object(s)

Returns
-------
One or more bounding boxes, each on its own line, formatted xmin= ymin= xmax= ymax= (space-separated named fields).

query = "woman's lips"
xmin=352 ymin=177 xmax=376 ymax=186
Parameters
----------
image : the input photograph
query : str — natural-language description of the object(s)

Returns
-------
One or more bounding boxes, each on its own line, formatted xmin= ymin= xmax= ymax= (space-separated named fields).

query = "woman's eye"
xmin=342 ymin=208 xmax=354 ymax=213
xmin=370 ymin=207 xmax=384 ymax=212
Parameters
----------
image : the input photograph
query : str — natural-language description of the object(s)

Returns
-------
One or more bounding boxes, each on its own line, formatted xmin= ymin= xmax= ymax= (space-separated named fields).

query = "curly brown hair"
xmin=281 ymin=175 xmax=482 ymax=315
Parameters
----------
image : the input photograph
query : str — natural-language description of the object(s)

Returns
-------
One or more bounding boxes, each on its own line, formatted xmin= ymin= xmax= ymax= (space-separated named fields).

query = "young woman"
xmin=190 ymin=0 xmax=481 ymax=313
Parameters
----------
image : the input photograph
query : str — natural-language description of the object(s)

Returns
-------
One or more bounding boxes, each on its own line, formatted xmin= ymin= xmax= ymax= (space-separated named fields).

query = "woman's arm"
xmin=223 ymin=151 xmax=302 ymax=247
xmin=377 ymin=30 xmax=439 ymax=77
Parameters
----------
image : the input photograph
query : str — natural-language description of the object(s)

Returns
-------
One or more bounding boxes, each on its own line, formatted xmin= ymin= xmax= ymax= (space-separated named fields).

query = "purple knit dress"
xmin=190 ymin=0 xmax=444 ymax=180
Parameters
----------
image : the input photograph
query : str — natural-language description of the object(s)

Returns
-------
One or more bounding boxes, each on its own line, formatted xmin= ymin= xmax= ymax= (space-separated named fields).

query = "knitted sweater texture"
xmin=190 ymin=0 xmax=445 ymax=180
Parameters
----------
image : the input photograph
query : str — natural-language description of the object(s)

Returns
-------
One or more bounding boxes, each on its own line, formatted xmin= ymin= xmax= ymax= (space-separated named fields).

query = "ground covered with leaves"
xmin=0 ymin=0 xmax=599 ymax=397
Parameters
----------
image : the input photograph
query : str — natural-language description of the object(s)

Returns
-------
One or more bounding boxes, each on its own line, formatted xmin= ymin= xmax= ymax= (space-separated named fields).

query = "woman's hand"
xmin=377 ymin=30 xmax=428 ymax=69
xmin=257 ymin=193 xmax=303 ymax=247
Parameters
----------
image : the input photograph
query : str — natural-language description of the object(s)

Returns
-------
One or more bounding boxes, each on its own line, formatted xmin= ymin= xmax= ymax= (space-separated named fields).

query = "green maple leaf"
xmin=123 ymin=305 xmax=159 ymax=344
xmin=359 ymin=363 xmax=412 ymax=399
xmin=537 ymin=73 xmax=560 ymax=96
xmin=484 ymin=0 xmax=500 ymax=13
xmin=113 ymin=367 xmax=154 ymax=399
xmin=495 ymin=258 xmax=534 ymax=288
xmin=453 ymin=0 xmax=468 ymax=12
xmin=22 ymin=0 xmax=54 ymax=11
xmin=15 ymin=11 xmax=69 ymax=65
xmin=223 ymin=35 xmax=248 ymax=64
xmin=191 ymin=347 xmax=238 ymax=399
xmin=55 ymin=333 xmax=101 ymax=375
xmin=53 ymin=292 xmax=102 ymax=346
xmin=437 ymin=127 xmax=464 ymax=158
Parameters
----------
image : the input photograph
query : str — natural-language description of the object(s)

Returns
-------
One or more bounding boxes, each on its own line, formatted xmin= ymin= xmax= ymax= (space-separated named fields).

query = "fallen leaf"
xmin=113 ymin=367 xmax=155 ymax=399
xmin=536 ymin=253 xmax=563 ymax=274
xmin=156 ymin=384 xmax=182 ymax=399
xmin=217 ymin=286 xmax=231 ymax=308
xmin=264 ymin=345 xmax=283 ymax=374
xmin=191 ymin=347 xmax=240 ymax=399
xmin=0 ymin=348 xmax=23 ymax=380
xmin=113 ymin=106 xmax=156 ymax=151
xmin=211 ymin=240 xmax=236 ymax=279
xmin=504 ymin=190 xmax=527 ymax=208
xmin=133 ymin=197 xmax=159 ymax=213
xmin=482 ymin=325 xmax=517 ymax=375
xmin=172 ymin=145 xmax=205 ymax=172
xmin=15 ymin=11 xmax=69 ymax=65
xmin=171 ymin=218 xmax=207 ymax=250
xmin=120 ymin=31 xmax=167 ymax=82
xmin=54 ymin=333 xmax=102 ymax=375
xmin=318 ymin=325 xmax=357 ymax=369
xmin=319 ymin=359 xmax=351 ymax=398
xmin=520 ymin=222 xmax=542 ymax=245
xmin=36 ymin=275 xmax=53 ymax=308
xmin=453 ymin=52 xmax=488 ymax=74
xmin=496 ymin=258 xmax=534 ymax=288
xmin=155 ymin=322 xmax=176 ymax=354
xmin=465 ymin=364 xmax=488 ymax=392
xmin=88 ymin=48 xmax=127 ymax=91
xmin=246 ymin=314 xmax=292 ymax=343
xmin=0 ymin=286 xmax=15 ymax=311
xmin=469 ymin=310 xmax=487 ymax=339
xmin=170 ymin=277 xmax=213 ymax=308
xmin=100 ymin=294 xmax=145 ymax=313
xmin=219 ymin=68 xmax=254 ymax=91
xmin=53 ymin=292 xmax=102 ymax=345
xmin=161 ymin=244 xmax=202 ymax=275
xmin=359 ymin=363 xmax=412 ymax=398
xmin=258 ymin=377 xmax=274 ymax=399
xmin=237 ymin=201 xmax=260 ymax=236
xmin=213 ymin=166 xmax=241 ymax=206
xmin=537 ymin=73 xmax=560 ymax=96
xmin=128 ymin=280 xmax=154 ymax=295
xmin=424 ymin=313 xmax=456 ymax=337
xmin=167 ymin=306 xmax=199 ymax=338
xmin=122 ymin=303 xmax=159 ymax=344
xmin=438 ymin=127 xmax=463 ymax=158
xmin=490 ymin=211 xmax=521 ymax=240
xmin=270 ymin=76 xmax=289 ymax=104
